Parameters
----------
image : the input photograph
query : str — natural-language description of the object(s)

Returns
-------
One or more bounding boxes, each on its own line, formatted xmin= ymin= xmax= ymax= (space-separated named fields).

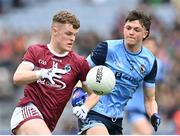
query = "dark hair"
xmin=125 ymin=10 xmax=152 ymax=40
xmin=52 ymin=10 xmax=80 ymax=29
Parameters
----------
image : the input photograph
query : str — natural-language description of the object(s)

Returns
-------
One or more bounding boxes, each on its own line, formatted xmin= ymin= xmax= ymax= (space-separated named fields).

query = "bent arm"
xmin=144 ymin=87 xmax=158 ymax=117
xmin=13 ymin=61 xmax=40 ymax=85
xmin=81 ymin=82 xmax=100 ymax=110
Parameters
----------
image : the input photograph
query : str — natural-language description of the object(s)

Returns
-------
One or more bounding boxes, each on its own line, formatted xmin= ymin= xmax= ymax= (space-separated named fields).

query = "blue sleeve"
xmin=90 ymin=41 xmax=108 ymax=65
xmin=144 ymin=58 xmax=157 ymax=83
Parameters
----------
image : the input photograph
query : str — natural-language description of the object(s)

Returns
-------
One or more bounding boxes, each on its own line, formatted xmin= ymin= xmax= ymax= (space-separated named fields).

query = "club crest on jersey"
xmin=140 ymin=64 xmax=146 ymax=73
xmin=38 ymin=59 xmax=47 ymax=65
xmin=64 ymin=64 xmax=71 ymax=72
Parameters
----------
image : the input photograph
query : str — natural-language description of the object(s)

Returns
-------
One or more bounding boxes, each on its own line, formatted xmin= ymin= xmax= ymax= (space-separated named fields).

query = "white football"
xmin=86 ymin=65 xmax=116 ymax=95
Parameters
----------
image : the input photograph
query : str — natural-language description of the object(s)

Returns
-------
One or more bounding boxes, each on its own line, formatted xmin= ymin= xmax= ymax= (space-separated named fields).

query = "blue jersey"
xmin=125 ymin=83 xmax=144 ymax=113
xmin=156 ymin=58 xmax=165 ymax=83
xmin=126 ymin=58 xmax=164 ymax=113
xmin=86 ymin=39 xmax=157 ymax=118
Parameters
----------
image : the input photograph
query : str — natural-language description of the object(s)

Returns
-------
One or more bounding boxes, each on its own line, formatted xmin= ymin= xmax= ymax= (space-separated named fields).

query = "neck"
xmin=49 ymin=41 xmax=66 ymax=54
xmin=47 ymin=44 xmax=69 ymax=57
xmin=124 ymin=41 xmax=142 ymax=53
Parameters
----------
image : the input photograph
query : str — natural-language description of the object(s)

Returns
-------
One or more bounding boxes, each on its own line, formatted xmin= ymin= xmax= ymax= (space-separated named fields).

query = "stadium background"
xmin=0 ymin=0 xmax=179 ymax=134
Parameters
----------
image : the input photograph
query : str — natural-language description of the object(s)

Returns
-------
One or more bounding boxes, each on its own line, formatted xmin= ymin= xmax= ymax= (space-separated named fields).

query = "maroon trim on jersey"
xmin=11 ymin=116 xmax=43 ymax=134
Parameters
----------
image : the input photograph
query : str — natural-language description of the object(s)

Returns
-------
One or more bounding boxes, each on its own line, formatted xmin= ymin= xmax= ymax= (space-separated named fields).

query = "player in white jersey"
xmin=72 ymin=10 xmax=161 ymax=135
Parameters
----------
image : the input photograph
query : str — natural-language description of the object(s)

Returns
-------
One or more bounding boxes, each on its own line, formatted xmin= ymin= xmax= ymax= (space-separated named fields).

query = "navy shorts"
xmin=78 ymin=110 xmax=123 ymax=135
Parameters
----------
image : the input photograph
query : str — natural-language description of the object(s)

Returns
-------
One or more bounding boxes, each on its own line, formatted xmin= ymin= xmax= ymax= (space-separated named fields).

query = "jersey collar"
xmin=123 ymin=40 xmax=142 ymax=55
xmin=47 ymin=44 xmax=69 ymax=57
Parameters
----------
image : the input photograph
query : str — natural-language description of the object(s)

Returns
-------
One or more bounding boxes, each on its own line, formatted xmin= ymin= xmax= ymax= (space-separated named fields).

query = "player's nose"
xmin=129 ymin=29 xmax=135 ymax=35
xmin=70 ymin=35 xmax=76 ymax=42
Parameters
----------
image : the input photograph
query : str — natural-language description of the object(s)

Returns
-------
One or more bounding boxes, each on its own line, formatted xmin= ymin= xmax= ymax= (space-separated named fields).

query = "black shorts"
xmin=78 ymin=110 xmax=123 ymax=135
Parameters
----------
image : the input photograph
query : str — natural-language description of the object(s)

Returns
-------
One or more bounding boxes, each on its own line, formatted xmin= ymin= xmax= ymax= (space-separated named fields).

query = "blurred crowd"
xmin=0 ymin=0 xmax=180 ymax=135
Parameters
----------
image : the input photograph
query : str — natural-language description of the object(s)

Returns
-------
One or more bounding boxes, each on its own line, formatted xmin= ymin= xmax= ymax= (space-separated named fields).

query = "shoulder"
xmin=69 ymin=51 xmax=89 ymax=71
xmin=104 ymin=39 xmax=124 ymax=56
xmin=106 ymin=39 xmax=124 ymax=46
xmin=96 ymin=39 xmax=123 ymax=47
xmin=141 ymin=46 xmax=156 ymax=64
xmin=69 ymin=51 xmax=87 ymax=66
xmin=95 ymin=39 xmax=124 ymax=52
xmin=142 ymin=47 xmax=157 ymax=83
xmin=105 ymin=39 xmax=124 ymax=52
xmin=70 ymin=51 xmax=86 ymax=61
xmin=27 ymin=44 xmax=47 ymax=52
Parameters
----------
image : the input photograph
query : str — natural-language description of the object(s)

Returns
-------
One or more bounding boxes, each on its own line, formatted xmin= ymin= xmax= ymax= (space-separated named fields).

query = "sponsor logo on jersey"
xmin=115 ymin=71 xmax=139 ymax=85
xmin=52 ymin=57 xmax=62 ymax=62
xmin=37 ymin=79 xmax=66 ymax=90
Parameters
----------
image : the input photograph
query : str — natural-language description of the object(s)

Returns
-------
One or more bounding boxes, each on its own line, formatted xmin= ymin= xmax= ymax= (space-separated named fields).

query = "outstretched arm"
xmin=144 ymin=87 xmax=160 ymax=132
xmin=144 ymin=87 xmax=158 ymax=116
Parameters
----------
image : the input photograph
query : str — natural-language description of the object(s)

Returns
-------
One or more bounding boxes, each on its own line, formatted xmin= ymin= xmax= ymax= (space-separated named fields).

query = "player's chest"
xmin=36 ymin=56 xmax=79 ymax=83
xmin=110 ymin=55 xmax=149 ymax=81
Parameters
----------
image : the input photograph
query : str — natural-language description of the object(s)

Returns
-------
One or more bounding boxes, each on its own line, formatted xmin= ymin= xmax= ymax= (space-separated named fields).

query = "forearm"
xmin=144 ymin=96 xmax=158 ymax=118
xmin=13 ymin=70 xmax=40 ymax=85
xmin=145 ymin=97 xmax=161 ymax=132
xmin=72 ymin=87 xmax=100 ymax=120
xmin=144 ymin=86 xmax=160 ymax=131
xmin=84 ymin=93 xmax=100 ymax=110
xmin=81 ymin=83 xmax=100 ymax=110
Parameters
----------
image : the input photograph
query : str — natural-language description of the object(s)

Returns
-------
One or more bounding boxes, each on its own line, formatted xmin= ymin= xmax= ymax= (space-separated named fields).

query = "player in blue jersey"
xmin=72 ymin=10 xmax=161 ymax=135
xmin=125 ymin=37 xmax=165 ymax=134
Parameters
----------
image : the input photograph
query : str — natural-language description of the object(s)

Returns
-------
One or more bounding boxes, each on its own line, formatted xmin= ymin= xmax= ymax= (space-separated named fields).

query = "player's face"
xmin=123 ymin=20 xmax=148 ymax=46
xmin=53 ymin=23 xmax=79 ymax=53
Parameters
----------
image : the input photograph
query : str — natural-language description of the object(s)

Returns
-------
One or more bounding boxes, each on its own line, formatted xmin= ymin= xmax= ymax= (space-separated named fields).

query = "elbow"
xmin=13 ymin=74 xmax=22 ymax=85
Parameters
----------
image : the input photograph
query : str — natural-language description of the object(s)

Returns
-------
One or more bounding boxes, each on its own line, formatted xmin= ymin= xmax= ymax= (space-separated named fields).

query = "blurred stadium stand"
xmin=0 ymin=0 xmax=180 ymax=134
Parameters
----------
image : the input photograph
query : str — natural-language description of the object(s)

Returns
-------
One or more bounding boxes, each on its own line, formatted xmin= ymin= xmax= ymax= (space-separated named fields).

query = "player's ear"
xmin=144 ymin=31 xmax=149 ymax=37
xmin=143 ymin=30 xmax=148 ymax=39
xmin=51 ymin=25 xmax=58 ymax=36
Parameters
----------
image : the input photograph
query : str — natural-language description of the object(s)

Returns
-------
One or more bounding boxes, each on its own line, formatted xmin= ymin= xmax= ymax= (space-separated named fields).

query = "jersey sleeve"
xmin=22 ymin=46 xmax=35 ymax=63
xmin=144 ymin=58 xmax=157 ymax=88
xmin=86 ymin=41 xmax=108 ymax=67
xmin=79 ymin=59 xmax=90 ymax=82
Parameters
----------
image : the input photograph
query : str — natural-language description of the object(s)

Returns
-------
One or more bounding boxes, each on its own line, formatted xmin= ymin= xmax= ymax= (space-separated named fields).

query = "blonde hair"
xmin=52 ymin=10 xmax=80 ymax=29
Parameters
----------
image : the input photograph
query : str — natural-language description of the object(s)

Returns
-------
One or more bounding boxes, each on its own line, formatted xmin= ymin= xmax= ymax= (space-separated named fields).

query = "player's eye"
xmin=134 ymin=28 xmax=142 ymax=32
xmin=125 ymin=26 xmax=131 ymax=30
xmin=65 ymin=32 xmax=77 ymax=37
xmin=65 ymin=32 xmax=72 ymax=36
